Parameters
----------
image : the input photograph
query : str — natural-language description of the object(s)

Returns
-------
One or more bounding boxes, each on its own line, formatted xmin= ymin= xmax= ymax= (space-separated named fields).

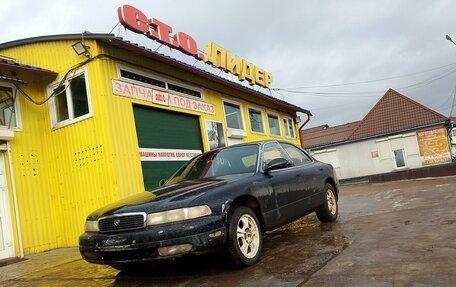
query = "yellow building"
xmin=0 ymin=33 xmax=310 ymax=259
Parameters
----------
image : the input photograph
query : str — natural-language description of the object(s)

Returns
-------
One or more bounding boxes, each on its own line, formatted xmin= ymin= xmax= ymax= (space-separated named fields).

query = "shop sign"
xmin=153 ymin=90 xmax=169 ymax=106
xmin=112 ymin=79 xmax=153 ymax=102
xmin=416 ymin=127 xmax=452 ymax=166
xmin=117 ymin=4 xmax=273 ymax=88
xmin=112 ymin=79 xmax=215 ymax=114
xmin=168 ymin=94 xmax=215 ymax=115
xmin=139 ymin=148 xmax=202 ymax=161
xmin=371 ymin=150 xmax=379 ymax=158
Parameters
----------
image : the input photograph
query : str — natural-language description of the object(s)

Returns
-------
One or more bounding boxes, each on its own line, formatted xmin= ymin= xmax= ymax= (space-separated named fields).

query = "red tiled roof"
xmin=301 ymin=124 xmax=329 ymax=133
xmin=301 ymin=89 xmax=448 ymax=148
xmin=348 ymin=89 xmax=447 ymax=140
xmin=301 ymin=121 xmax=360 ymax=148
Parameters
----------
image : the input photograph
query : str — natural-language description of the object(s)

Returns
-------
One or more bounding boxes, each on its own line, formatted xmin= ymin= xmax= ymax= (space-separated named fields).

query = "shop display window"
xmin=283 ymin=117 xmax=295 ymax=138
xmin=248 ymin=108 xmax=264 ymax=133
xmin=224 ymin=101 xmax=244 ymax=130
xmin=267 ymin=114 xmax=281 ymax=136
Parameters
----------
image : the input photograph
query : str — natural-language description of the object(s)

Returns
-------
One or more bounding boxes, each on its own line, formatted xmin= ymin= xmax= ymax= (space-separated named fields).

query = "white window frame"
xmin=282 ymin=116 xmax=296 ymax=138
xmin=247 ymin=105 xmax=265 ymax=135
xmin=48 ymin=68 xmax=93 ymax=130
xmin=116 ymin=64 xmax=205 ymax=101
xmin=266 ymin=112 xmax=282 ymax=137
xmin=0 ymin=82 xmax=22 ymax=131
xmin=392 ymin=148 xmax=407 ymax=169
xmin=222 ymin=98 xmax=246 ymax=132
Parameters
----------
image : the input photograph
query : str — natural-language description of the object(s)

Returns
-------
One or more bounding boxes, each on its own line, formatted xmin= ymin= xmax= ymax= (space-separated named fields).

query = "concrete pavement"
xmin=0 ymin=176 xmax=455 ymax=286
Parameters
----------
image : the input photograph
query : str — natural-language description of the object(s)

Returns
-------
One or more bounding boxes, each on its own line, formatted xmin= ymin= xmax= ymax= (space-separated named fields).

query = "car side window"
xmin=263 ymin=142 xmax=292 ymax=170
xmin=280 ymin=143 xmax=312 ymax=166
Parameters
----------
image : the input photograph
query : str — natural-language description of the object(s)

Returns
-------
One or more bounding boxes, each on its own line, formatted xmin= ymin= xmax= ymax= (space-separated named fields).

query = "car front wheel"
xmin=316 ymin=183 xmax=338 ymax=223
xmin=226 ymin=206 xmax=262 ymax=268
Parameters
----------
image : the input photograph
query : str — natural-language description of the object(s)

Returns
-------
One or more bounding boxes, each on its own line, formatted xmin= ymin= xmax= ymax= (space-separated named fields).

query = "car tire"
xmin=316 ymin=183 xmax=338 ymax=223
xmin=225 ymin=206 xmax=262 ymax=268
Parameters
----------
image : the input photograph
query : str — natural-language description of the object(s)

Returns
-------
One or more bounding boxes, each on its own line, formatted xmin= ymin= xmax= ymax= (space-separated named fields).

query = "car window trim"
xmin=260 ymin=141 xmax=295 ymax=173
xmin=279 ymin=142 xmax=314 ymax=165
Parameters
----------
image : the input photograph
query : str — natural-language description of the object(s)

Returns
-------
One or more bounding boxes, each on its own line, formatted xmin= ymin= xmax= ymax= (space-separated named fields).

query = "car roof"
xmin=211 ymin=140 xmax=298 ymax=152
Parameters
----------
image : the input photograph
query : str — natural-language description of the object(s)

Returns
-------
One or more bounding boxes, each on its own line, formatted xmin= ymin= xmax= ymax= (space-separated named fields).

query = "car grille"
xmin=98 ymin=213 xmax=146 ymax=233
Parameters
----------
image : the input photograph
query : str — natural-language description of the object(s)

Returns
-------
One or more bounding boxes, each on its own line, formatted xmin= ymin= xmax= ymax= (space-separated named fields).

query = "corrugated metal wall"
xmin=10 ymin=80 xmax=58 ymax=254
xmin=4 ymin=41 xmax=119 ymax=254
xmin=1 ymin=38 xmax=302 ymax=255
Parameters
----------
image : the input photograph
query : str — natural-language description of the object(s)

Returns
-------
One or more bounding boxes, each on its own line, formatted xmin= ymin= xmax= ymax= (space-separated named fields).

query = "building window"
xmin=224 ymin=102 xmax=244 ymax=130
xmin=248 ymin=108 xmax=264 ymax=133
xmin=167 ymin=83 xmax=201 ymax=98
xmin=120 ymin=69 xmax=166 ymax=88
xmin=49 ymin=70 xmax=91 ymax=128
xmin=393 ymin=149 xmax=406 ymax=168
xmin=283 ymin=117 xmax=295 ymax=138
xmin=267 ymin=114 xmax=281 ymax=136
xmin=0 ymin=85 xmax=20 ymax=128
xmin=119 ymin=67 xmax=202 ymax=99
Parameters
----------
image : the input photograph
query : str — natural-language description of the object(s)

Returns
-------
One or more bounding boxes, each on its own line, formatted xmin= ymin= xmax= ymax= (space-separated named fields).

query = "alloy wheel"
xmin=327 ymin=189 xmax=337 ymax=215
xmin=236 ymin=214 xmax=260 ymax=259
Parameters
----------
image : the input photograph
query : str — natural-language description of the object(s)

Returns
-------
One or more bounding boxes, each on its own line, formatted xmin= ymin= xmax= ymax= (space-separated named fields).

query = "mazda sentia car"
xmin=79 ymin=141 xmax=339 ymax=269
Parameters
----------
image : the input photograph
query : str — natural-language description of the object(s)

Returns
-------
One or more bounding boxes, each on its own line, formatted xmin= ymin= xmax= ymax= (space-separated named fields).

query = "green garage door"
xmin=133 ymin=105 xmax=204 ymax=190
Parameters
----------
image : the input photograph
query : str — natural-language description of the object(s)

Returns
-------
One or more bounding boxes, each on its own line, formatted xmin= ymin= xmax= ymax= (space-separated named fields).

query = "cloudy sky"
xmin=1 ymin=0 xmax=456 ymax=128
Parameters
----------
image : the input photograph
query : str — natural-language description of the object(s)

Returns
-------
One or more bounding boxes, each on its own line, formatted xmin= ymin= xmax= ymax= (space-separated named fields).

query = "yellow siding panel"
xmin=1 ymin=38 xmax=302 ymax=255
xmin=3 ymin=41 xmax=119 ymax=253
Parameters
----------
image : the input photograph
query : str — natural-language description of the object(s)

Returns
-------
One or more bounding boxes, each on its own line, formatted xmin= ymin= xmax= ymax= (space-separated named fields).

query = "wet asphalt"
xmin=0 ymin=176 xmax=455 ymax=287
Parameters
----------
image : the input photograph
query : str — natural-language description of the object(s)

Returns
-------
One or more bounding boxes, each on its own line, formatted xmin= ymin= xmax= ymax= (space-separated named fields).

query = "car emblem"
xmin=113 ymin=219 xmax=121 ymax=226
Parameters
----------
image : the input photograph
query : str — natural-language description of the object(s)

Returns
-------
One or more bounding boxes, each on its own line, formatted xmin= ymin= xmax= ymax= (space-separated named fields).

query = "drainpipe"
xmin=7 ymin=142 xmax=24 ymax=258
xmin=298 ymin=112 xmax=312 ymax=148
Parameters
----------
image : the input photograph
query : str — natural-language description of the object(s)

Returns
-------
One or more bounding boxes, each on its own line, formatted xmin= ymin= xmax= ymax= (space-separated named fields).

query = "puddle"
xmin=109 ymin=216 xmax=349 ymax=286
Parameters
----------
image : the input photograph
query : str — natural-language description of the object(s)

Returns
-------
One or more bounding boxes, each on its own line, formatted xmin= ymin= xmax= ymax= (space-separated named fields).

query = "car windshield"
xmin=166 ymin=145 xmax=259 ymax=185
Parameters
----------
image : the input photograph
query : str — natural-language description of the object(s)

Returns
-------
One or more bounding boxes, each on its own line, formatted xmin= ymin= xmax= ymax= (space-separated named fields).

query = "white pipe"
xmin=7 ymin=142 xmax=24 ymax=258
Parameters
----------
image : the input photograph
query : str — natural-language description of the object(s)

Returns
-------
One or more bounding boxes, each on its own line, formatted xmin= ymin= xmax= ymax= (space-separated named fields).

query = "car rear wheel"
xmin=226 ymin=206 xmax=262 ymax=268
xmin=316 ymin=183 xmax=338 ymax=223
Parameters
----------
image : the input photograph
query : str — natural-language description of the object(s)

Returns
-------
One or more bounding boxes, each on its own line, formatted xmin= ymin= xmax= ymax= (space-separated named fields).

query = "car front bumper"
xmin=79 ymin=215 xmax=226 ymax=265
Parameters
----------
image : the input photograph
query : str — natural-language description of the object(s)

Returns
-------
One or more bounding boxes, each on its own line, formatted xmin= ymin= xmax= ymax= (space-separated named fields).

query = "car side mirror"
xmin=158 ymin=179 xmax=167 ymax=187
xmin=264 ymin=158 xmax=291 ymax=172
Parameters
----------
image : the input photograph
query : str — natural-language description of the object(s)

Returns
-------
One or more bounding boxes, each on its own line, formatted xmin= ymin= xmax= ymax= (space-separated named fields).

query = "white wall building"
xmin=302 ymin=89 xmax=451 ymax=181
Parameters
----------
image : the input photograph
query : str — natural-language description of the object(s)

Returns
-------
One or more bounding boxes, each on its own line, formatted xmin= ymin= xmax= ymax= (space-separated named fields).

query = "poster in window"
xmin=206 ymin=121 xmax=226 ymax=150
xmin=416 ymin=127 xmax=451 ymax=166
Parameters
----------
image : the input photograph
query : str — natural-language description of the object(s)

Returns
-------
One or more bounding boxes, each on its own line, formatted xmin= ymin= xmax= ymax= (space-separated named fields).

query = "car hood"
xmin=86 ymin=174 xmax=250 ymax=220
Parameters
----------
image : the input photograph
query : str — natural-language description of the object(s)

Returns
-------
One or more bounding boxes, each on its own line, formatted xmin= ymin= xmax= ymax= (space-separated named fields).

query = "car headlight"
xmin=146 ymin=205 xmax=212 ymax=226
xmin=84 ymin=220 xmax=99 ymax=232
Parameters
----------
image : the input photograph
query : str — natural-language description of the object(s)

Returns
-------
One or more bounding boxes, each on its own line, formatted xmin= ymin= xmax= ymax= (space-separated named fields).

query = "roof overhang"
xmin=0 ymin=75 xmax=26 ymax=85
xmin=0 ymin=33 xmax=310 ymax=114
xmin=0 ymin=60 xmax=57 ymax=78
xmin=104 ymin=37 xmax=311 ymax=115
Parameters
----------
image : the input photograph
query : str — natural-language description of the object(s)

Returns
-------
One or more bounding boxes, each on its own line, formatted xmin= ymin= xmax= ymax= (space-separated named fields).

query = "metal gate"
xmin=133 ymin=105 xmax=204 ymax=190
